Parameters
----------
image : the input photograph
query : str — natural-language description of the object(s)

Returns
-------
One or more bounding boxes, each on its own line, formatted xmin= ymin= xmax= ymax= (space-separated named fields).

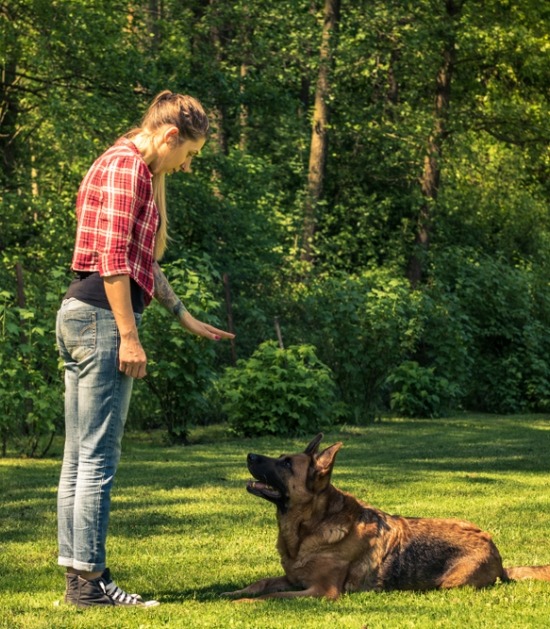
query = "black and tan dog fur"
xmin=224 ymin=434 xmax=550 ymax=600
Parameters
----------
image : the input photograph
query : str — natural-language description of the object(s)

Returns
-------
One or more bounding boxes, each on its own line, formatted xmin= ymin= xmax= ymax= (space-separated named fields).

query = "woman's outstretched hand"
xmin=181 ymin=311 xmax=235 ymax=341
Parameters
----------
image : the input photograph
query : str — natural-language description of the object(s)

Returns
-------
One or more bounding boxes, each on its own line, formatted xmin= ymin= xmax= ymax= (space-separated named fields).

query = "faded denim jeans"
xmin=56 ymin=298 xmax=141 ymax=572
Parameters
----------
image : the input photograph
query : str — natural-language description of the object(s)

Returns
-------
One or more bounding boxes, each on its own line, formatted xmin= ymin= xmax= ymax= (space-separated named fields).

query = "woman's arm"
xmin=152 ymin=262 xmax=235 ymax=341
xmin=104 ymin=275 xmax=148 ymax=379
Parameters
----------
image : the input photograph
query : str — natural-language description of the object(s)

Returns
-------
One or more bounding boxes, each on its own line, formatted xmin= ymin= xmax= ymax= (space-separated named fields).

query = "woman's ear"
xmin=163 ymin=125 xmax=180 ymax=146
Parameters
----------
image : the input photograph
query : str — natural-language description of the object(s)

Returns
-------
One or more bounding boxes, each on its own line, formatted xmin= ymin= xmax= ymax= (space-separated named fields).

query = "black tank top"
xmin=64 ymin=272 xmax=145 ymax=314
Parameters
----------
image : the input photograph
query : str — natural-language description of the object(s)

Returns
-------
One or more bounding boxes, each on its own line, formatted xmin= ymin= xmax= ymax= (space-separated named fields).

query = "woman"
xmin=56 ymin=91 xmax=234 ymax=608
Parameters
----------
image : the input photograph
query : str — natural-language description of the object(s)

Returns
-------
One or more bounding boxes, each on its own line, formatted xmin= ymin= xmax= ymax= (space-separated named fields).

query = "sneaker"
xmin=65 ymin=568 xmax=160 ymax=608
xmin=63 ymin=571 xmax=78 ymax=604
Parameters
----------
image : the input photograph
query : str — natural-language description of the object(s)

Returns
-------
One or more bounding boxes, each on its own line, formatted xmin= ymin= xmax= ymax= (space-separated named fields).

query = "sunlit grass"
xmin=1 ymin=414 xmax=550 ymax=628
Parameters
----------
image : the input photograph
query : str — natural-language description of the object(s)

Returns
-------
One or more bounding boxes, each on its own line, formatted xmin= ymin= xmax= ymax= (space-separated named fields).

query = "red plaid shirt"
xmin=71 ymin=138 xmax=159 ymax=305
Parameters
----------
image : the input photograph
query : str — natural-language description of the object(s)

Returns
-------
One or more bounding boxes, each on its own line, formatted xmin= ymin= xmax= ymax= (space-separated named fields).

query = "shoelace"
xmin=100 ymin=579 xmax=143 ymax=605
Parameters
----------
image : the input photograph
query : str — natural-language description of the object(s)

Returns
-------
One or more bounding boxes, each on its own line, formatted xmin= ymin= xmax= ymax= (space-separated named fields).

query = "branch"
xmin=10 ymin=69 xmax=126 ymax=96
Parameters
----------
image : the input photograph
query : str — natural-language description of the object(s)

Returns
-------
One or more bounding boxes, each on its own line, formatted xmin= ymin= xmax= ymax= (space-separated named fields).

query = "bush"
xmin=0 ymin=265 xmax=66 ymax=457
xmin=431 ymin=250 xmax=550 ymax=413
xmin=386 ymin=360 xmax=460 ymax=418
xmin=217 ymin=341 xmax=339 ymax=437
xmin=283 ymin=269 xmax=421 ymax=422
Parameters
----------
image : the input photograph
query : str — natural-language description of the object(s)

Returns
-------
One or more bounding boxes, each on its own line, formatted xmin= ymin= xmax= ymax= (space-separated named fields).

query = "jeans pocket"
xmin=61 ymin=310 xmax=97 ymax=363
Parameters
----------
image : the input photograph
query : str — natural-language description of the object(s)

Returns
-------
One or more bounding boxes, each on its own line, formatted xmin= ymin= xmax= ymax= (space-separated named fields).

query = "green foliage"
xmin=0 ymin=264 xmax=66 ymax=457
xmin=386 ymin=361 xmax=458 ymax=418
xmin=430 ymin=249 xmax=550 ymax=414
xmin=217 ymin=340 xmax=338 ymax=437
xmin=1 ymin=0 xmax=549 ymax=444
xmin=165 ymin=149 xmax=290 ymax=359
xmin=287 ymin=269 xmax=420 ymax=421
xmin=130 ymin=255 xmax=224 ymax=444
xmin=437 ymin=135 xmax=550 ymax=265
xmin=282 ymin=256 xmax=550 ymax=421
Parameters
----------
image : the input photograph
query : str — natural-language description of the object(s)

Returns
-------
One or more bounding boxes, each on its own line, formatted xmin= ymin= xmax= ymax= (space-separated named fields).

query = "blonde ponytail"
xmin=152 ymin=173 xmax=168 ymax=260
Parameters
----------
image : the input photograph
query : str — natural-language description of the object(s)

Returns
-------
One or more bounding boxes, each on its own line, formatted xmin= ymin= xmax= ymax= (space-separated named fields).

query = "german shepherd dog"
xmin=224 ymin=434 xmax=550 ymax=600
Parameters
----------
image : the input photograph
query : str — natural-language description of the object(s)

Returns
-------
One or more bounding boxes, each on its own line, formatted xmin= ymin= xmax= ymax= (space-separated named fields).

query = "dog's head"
xmin=245 ymin=434 xmax=343 ymax=512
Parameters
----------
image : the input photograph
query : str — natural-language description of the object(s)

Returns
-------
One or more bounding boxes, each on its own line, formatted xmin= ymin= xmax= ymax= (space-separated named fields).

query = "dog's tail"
xmin=503 ymin=565 xmax=550 ymax=582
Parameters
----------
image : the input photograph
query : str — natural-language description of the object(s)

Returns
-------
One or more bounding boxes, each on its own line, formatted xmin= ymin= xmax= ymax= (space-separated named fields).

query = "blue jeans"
xmin=56 ymin=298 xmax=141 ymax=572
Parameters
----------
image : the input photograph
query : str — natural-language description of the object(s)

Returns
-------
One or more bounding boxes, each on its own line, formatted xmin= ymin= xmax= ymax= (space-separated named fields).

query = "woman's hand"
xmin=118 ymin=333 xmax=148 ymax=379
xmin=104 ymin=275 xmax=148 ymax=379
xmin=180 ymin=310 xmax=235 ymax=341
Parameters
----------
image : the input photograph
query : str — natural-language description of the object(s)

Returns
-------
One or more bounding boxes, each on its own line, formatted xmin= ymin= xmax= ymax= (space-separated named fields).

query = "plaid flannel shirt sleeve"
xmin=96 ymin=155 xmax=141 ymax=278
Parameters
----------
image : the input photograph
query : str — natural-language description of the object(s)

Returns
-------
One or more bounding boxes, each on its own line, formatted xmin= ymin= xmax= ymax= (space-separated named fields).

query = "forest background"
xmin=1 ymin=0 xmax=549 ymax=455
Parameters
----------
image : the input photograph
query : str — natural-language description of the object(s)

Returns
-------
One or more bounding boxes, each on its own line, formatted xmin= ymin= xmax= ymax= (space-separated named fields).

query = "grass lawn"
xmin=1 ymin=414 xmax=550 ymax=628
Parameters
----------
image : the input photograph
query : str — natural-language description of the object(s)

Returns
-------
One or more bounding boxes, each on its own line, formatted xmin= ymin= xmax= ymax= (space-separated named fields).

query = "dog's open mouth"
xmin=247 ymin=480 xmax=282 ymax=500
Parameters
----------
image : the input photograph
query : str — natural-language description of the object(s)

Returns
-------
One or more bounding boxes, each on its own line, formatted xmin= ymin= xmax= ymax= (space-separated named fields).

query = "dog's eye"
xmin=277 ymin=456 xmax=293 ymax=471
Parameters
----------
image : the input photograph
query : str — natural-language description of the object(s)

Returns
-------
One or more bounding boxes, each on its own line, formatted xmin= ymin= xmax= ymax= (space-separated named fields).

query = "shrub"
xmin=217 ymin=341 xmax=338 ymax=437
xmin=0 ymin=266 xmax=66 ymax=457
xmin=386 ymin=360 xmax=460 ymax=418
xmin=431 ymin=250 xmax=550 ymax=413
xmin=283 ymin=269 xmax=421 ymax=422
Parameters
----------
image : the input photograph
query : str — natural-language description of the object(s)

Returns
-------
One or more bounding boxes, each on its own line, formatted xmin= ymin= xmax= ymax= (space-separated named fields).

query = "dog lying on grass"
xmin=223 ymin=434 xmax=550 ymax=600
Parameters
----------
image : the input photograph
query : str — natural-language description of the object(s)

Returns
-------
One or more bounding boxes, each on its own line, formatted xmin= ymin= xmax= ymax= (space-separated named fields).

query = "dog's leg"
xmin=221 ymin=576 xmax=294 ymax=598
xmin=250 ymin=583 xmax=341 ymax=600
xmin=222 ymin=577 xmax=343 ymax=601
xmin=438 ymin=554 xmax=503 ymax=589
xmin=223 ymin=570 xmax=346 ymax=601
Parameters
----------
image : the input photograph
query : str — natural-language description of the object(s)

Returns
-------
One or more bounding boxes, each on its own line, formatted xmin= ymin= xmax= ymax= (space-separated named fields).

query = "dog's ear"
xmin=315 ymin=442 xmax=343 ymax=476
xmin=304 ymin=433 xmax=324 ymax=456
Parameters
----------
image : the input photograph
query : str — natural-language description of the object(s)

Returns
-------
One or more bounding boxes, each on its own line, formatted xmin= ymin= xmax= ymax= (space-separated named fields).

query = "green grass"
xmin=1 ymin=414 xmax=550 ymax=628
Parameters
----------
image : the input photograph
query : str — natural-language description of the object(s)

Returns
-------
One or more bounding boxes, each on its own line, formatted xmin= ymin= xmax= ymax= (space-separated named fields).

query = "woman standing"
xmin=56 ymin=91 xmax=234 ymax=608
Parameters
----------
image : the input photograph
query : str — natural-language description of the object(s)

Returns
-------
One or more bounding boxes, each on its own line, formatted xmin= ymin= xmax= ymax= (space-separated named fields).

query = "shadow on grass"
xmin=337 ymin=415 xmax=550 ymax=475
xmin=159 ymin=584 xmax=244 ymax=603
xmin=157 ymin=583 xmax=361 ymax=605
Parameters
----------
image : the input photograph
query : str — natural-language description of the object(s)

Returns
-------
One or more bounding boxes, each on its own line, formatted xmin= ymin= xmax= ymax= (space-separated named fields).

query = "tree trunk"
xmin=189 ymin=0 xmax=229 ymax=156
xmin=208 ymin=0 xmax=229 ymax=156
xmin=407 ymin=0 xmax=460 ymax=287
xmin=238 ymin=3 xmax=252 ymax=152
xmin=147 ymin=0 xmax=162 ymax=49
xmin=301 ymin=0 xmax=340 ymax=264
xmin=239 ymin=61 xmax=248 ymax=151
xmin=0 ymin=3 xmax=19 ymax=190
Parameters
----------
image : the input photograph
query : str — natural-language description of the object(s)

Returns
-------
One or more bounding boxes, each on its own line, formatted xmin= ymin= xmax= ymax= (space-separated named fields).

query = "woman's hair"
xmin=142 ymin=90 xmax=210 ymax=141
xmin=127 ymin=90 xmax=209 ymax=260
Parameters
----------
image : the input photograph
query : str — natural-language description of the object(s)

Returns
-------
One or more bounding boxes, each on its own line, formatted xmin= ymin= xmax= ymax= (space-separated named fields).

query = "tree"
xmin=407 ymin=0 xmax=462 ymax=286
xmin=301 ymin=0 xmax=340 ymax=264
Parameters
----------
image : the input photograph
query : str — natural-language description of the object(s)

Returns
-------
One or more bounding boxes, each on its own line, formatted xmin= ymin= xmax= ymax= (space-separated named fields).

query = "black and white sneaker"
xmin=64 ymin=568 xmax=160 ymax=608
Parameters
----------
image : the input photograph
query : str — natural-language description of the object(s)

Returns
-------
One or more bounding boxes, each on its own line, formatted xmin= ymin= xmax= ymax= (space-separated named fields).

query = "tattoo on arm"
xmin=152 ymin=262 xmax=188 ymax=321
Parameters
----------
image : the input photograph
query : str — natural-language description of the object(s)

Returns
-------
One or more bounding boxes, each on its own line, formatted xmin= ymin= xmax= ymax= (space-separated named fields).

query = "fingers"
xmin=118 ymin=337 xmax=147 ymax=378
xmin=202 ymin=323 xmax=235 ymax=341
xmin=184 ymin=314 xmax=235 ymax=341
xmin=119 ymin=360 xmax=147 ymax=379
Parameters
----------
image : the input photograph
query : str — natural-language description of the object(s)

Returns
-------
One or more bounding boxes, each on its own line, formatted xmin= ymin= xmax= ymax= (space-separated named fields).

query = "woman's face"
xmin=165 ymin=136 xmax=206 ymax=175
xmin=153 ymin=128 xmax=206 ymax=175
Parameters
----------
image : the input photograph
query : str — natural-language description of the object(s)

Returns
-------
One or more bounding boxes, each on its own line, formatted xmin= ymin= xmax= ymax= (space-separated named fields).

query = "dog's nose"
xmin=247 ymin=453 xmax=259 ymax=464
